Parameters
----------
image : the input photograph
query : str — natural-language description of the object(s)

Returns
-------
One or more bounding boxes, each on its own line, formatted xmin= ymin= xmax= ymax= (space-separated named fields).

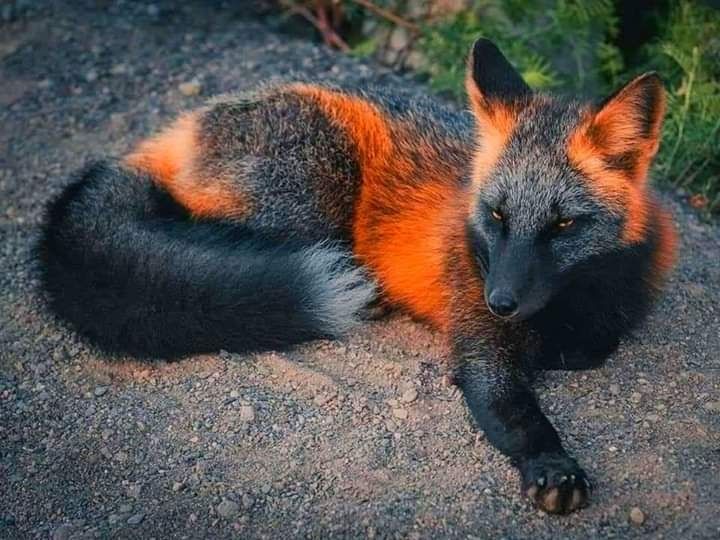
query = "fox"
xmin=38 ymin=39 xmax=677 ymax=514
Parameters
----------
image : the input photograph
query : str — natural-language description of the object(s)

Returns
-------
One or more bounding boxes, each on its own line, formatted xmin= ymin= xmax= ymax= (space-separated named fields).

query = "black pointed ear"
xmin=466 ymin=38 xmax=531 ymax=107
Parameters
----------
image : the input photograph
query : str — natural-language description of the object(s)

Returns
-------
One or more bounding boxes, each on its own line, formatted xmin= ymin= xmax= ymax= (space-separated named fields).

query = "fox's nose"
xmin=487 ymin=290 xmax=518 ymax=318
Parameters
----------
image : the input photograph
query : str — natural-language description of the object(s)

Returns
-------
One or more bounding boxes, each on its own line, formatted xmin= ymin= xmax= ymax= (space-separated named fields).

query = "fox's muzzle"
xmin=484 ymin=237 xmax=552 ymax=320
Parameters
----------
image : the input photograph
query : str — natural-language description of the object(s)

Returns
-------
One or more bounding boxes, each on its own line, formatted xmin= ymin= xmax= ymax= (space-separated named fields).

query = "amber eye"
xmin=491 ymin=209 xmax=504 ymax=221
xmin=556 ymin=218 xmax=575 ymax=229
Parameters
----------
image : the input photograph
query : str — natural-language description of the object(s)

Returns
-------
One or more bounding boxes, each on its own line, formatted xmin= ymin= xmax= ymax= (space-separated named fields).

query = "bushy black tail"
xmin=38 ymin=161 xmax=375 ymax=359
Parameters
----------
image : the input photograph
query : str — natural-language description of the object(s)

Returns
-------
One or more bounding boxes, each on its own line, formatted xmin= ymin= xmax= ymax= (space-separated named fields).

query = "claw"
xmin=559 ymin=475 xmax=568 ymax=484
xmin=583 ymin=477 xmax=592 ymax=491
xmin=570 ymin=474 xmax=576 ymax=483
xmin=537 ymin=476 xmax=546 ymax=487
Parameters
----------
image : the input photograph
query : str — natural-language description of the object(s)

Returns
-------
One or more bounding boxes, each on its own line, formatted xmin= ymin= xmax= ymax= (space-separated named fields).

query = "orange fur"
xmin=289 ymin=84 xmax=394 ymax=176
xmin=356 ymin=181 xmax=468 ymax=330
xmin=650 ymin=201 xmax=679 ymax=286
xmin=293 ymin=84 xmax=466 ymax=329
xmin=567 ymin=75 xmax=666 ymax=244
xmin=465 ymin=73 xmax=520 ymax=190
xmin=125 ymin=112 xmax=248 ymax=220
xmin=567 ymin=128 xmax=651 ymax=243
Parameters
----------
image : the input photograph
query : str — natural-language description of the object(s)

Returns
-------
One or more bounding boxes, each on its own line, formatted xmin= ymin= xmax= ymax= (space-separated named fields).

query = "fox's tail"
xmin=38 ymin=161 xmax=374 ymax=358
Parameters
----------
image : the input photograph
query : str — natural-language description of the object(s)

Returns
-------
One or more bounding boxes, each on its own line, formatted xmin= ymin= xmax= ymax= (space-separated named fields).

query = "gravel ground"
xmin=1 ymin=2 xmax=719 ymax=539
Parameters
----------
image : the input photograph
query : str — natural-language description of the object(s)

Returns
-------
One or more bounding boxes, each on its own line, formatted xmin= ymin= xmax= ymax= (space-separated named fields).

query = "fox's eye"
xmin=556 ymin=218 xmax=574 ymax=230
xmin=491 ymin=209 xmax=504 ymax=221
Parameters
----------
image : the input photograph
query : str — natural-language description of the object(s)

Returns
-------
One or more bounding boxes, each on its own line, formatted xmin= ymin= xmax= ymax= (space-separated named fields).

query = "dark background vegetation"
xmin=276 ymin=0 xmax=720 ymax=214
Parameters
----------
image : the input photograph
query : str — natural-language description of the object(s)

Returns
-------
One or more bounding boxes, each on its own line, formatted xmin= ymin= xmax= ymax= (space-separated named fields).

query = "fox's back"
xmin=126 ymin=83 xmax=474 ymax=245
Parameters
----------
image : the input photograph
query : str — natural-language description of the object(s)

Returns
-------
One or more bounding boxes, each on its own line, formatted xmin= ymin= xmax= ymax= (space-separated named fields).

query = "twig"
xmin=349 ymin=0 xmax=420 ymax=33
xmin=280 ymin=0 xmax=350 ymax=51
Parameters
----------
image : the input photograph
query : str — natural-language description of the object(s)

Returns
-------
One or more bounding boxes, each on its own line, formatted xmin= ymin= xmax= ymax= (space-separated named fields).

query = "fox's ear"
xmin=465 ymin=39 xmax=531 ymax=187
xmin=571 ymin=72 xmax=666 ymax=184
xmin=465 ymin=38 xmax=531 ymax=112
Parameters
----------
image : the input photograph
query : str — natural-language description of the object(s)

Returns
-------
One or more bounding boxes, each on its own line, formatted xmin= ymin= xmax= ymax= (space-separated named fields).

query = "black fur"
xmin=470 ymin=38 xmax=532 ymax=103
xmin=38 ymin=161 xmax=373 ymax=358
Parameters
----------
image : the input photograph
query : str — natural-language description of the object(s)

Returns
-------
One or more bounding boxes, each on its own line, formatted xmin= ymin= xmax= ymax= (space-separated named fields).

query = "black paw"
xmin=519 ymin=453 xmax=592 ymax=514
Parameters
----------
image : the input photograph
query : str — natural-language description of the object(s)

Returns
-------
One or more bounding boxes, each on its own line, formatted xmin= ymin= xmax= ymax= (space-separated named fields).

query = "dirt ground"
xmin=1 ymin=2 xmax=719 ymax=539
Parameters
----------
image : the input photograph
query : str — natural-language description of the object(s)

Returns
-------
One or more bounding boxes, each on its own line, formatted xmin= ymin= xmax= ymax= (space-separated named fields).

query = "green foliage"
xmin=418 ymin=0 xmax=621 ymax=97
xmin=643 ymin=1 xmax=720 ymax=213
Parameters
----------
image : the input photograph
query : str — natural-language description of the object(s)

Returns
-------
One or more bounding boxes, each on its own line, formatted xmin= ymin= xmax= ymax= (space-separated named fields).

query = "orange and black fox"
xmin=39 ymin=40 xmax=677 ymax=514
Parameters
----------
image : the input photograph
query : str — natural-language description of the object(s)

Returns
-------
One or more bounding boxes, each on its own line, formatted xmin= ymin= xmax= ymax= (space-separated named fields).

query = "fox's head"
xmin=465 ymin=39 xmax=670 ymax=320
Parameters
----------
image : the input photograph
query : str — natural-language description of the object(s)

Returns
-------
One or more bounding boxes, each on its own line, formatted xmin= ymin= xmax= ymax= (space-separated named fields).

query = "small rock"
xmin=609 ymin=384 xmax=620 ymax=395
xmin=127 ymin=513 xmax=144 ymax=526
xmin=703 ymin=401 xmax=720 ymax=412
xmin=178 ymin=80 xmax=202 ymax=96
xmin=239 ymin=405 xmax=255 ymax=422
xmin=172 ymin=481 xmax=184 ymax=492
xmin=392 ymin=408 xmax=408 ymax=420
xmin=52 ymin=523 xmax=74 ymax=540
xmin=216 ymin=500 xmax=240 ymax=519
xmin=94 ymin=386 xmax=108 ymax=397
xmin=85 ymin=70 xmax=98 ymax=83
xmin=119 ymin=503 xmax=132 ymax=513
xmin=400 ymin=388 xmax=418 ymax=404
xmin=108 ymin=514 xmax=121 ymax=525
xmin=230 ymin=390 xmax=240 ymax=399
xmin=630 ymin=392 xmax=642 ymax=404
xmin=314 ymin=392 xmax=335 ymax=407
xmin=629 ymin=507 xmax=645 ymax=525
xmin=242 ymin=493 xmax=254 ymax=509
xmin=110 ymin=64 xmax=128 ymax=75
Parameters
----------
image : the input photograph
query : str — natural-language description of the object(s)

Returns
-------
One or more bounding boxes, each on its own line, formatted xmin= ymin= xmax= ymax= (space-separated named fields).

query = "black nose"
xmin=487 ymin=290 xmax=518 ymax=318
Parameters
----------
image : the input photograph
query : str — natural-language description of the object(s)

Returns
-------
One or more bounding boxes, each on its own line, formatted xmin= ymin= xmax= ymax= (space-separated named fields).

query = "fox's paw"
xmin=519 ymin=453 xmax=591 ymax=514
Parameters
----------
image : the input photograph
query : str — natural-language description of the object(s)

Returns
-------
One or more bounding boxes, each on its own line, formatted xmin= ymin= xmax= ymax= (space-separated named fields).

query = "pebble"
xmin=85 ymin=70 xmax=99 ymax=83
xmin=630 ymin=392 xmax=642 ymax=404
xmin=239 ymin=405 xmax=255 ymax=422
xmin=110 ymin=63 xmax=128 ymax=75
xmin=392 ymin=408 xmax=408 ymax=420
xmin=172 ymin=481 xmax=184 ymax=492
xmin=314 ymin=392 xmax=335 ymax=407
xmin=230 ymin=390 xmax=240 ymax=399
xmin=242 ymin=494 xmax=254 ymax=509
xmin=629 ymin=507 xmax=646 ymax=525
xmin=94 ymin=386 xmax=108 ymax=397
xmin=127 ymin=513 xmax=144 ymax=525
xmin=400 ymin=388 xmax=418 ymax=404
xmin=52 ymin=524 xmax=74 ymax=540
xmin=217 ymin=499 xmax=240 ymax=519
xmin=178 ymin=80 xmax=202 ymax=96
xmin=703 ymin=401 xmax=720 ymax=412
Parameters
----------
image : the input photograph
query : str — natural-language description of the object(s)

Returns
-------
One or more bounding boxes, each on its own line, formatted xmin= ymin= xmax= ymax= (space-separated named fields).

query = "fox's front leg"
xmin=453 ymin=331 xmax=591 ymax=514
